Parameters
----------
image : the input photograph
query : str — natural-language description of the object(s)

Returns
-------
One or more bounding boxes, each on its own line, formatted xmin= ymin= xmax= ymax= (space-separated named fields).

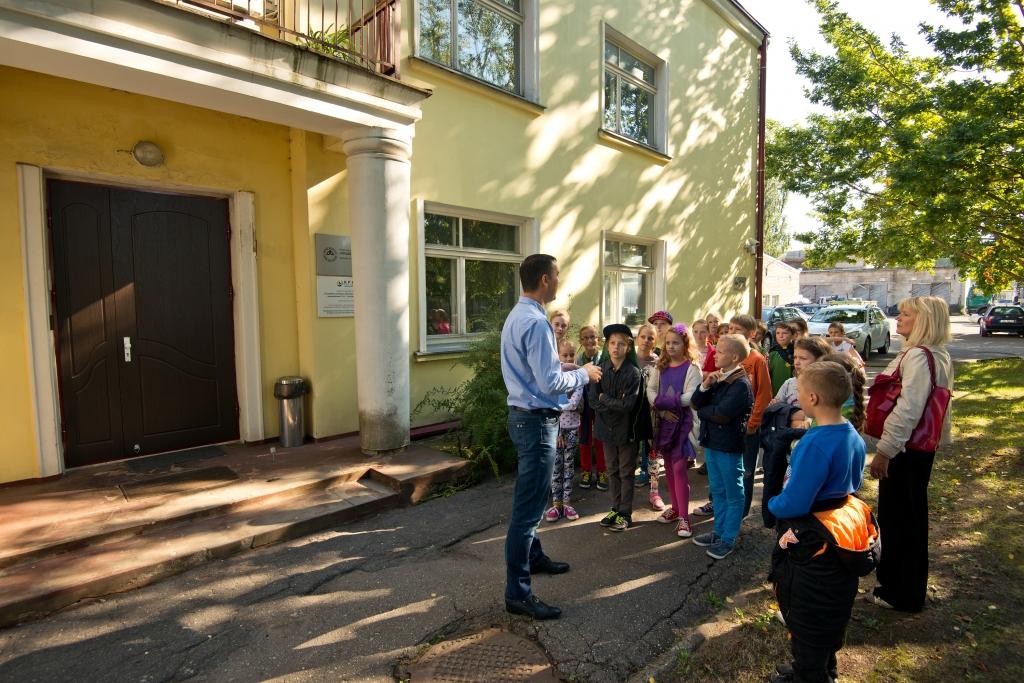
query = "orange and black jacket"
xmin=770 ymin=495 xmax=879 ymax=579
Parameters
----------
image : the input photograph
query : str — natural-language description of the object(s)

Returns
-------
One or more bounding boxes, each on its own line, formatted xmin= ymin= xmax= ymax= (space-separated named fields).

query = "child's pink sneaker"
xmin=649 ymin=491 xmax=666 ymax=511
xmin=657 ymin=507 xmax=679 ymax=523
xmin=544 ymin=506 xmax=562 ymax=523
xmin=676 ymin=518 xmax=693 ymax=538
xmin=563 ymin=504 xmax=580 ymax=521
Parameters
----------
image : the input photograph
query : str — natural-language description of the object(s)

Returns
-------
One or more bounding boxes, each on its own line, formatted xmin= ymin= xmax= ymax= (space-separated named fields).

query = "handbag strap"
xmin=914 ymin=345 xmax=938 ymax=390
xmin=893 ymin=345 xmax=937 ymax=387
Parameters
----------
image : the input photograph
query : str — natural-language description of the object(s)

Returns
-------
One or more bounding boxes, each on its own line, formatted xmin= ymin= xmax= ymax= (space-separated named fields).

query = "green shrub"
xmin=414 ymin=324 xmax=517 ymax=479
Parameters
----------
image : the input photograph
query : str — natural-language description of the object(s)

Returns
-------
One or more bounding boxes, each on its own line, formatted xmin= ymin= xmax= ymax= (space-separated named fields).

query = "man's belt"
xmin=510 ymin=406 xmax=560 ymax=417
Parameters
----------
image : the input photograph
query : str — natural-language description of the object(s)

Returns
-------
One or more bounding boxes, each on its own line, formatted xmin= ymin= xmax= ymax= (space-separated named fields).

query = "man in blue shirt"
xmin=501 ymin=254 xmax=601 ymax=620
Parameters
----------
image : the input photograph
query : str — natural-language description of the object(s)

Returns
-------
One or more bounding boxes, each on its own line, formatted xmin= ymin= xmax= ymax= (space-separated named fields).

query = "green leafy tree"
xmin=769 ymin=0 xmax=1024 ymax=293
xmin=763 ymin=176 xmax=791 ymax=258
xmin=763 ymin=120 xmax=792 ymax=258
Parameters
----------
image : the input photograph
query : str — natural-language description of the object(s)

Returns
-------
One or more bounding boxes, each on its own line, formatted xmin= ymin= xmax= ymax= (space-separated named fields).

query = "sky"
xmin=736 ymin=0 xmax=955 ymax=249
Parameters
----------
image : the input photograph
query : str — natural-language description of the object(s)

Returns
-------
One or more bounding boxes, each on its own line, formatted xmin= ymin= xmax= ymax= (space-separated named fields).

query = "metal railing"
xmin=165 ymin=0 xmax=400 ymax=77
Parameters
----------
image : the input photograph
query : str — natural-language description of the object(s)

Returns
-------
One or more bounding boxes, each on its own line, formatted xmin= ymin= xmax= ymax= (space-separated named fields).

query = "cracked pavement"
xmin=0 ymin=473 xmax=773 ymax=682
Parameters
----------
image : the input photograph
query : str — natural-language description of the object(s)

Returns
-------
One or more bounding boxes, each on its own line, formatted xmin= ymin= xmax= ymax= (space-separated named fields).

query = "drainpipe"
xmin=754 ymin=35 xmax=768 ymax=319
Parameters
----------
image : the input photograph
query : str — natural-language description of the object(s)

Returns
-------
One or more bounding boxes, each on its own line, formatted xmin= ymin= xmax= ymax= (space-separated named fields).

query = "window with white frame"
xmin=602 ymin=238 xmax=660 ymax=328
xmin=421 ymin=205 xmax=534 ymax=351
xmin=602 ymin=27 xmax=667 ymax=153
xmin=417 ymin=0 xmax=536 ymax=97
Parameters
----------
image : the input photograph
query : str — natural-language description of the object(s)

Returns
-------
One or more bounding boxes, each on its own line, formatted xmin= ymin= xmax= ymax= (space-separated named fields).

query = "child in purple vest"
xmin=646 ymin=324 xmax=703 ymax=538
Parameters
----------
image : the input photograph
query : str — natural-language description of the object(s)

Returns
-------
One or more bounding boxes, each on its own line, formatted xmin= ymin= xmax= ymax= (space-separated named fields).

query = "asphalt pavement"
xmin=0 ymin=316 xmax=1018 ymax=683
xmin=0 ymin=471 xmax=773 ymax=683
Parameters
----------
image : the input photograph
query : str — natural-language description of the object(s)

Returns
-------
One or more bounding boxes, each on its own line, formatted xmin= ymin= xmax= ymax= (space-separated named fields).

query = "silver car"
xmin=807 ymin=304 xmax=892 ymax=360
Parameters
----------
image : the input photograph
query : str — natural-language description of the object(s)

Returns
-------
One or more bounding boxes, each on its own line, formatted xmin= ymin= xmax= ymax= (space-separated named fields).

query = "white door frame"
xmin=17 ymin=164 xmax=264 ymax=477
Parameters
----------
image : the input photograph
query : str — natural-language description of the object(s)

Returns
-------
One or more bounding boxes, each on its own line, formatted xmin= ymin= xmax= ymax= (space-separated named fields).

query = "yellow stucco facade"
xmin=404 ymin=0 xmax=760 ymax=330
xmin=0 ymin=0 xmax=762 ymax=483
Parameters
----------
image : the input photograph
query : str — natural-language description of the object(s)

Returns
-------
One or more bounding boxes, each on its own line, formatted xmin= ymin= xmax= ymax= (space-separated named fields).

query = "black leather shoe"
xmin=530 ymin=557 xmax=570 ymax=575
xmin=771 ymin=664 xmax=837 ymax=683
xmin=505 ymin=595 xmax=562 ymax=620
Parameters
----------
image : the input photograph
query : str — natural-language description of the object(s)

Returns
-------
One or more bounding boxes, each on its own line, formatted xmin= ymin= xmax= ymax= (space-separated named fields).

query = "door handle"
xmin=123 ymin=336 xmax=132 ymax=363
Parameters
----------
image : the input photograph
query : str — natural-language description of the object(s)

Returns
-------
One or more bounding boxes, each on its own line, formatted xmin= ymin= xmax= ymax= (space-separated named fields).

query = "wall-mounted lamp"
xmin=132 ymin=141 xmax=165 ymax=167
xmin=744 ymin=238 xmax=759 ymax=255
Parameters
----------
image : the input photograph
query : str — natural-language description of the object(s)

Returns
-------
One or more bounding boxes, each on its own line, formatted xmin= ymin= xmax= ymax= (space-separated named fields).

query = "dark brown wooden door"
xmin=49 ymin=180 xmax=239 ymax=467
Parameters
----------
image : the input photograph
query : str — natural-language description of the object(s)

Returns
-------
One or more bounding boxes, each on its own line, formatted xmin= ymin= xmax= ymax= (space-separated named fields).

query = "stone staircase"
xmin=0 ymin=443 xmax=469 ymax=627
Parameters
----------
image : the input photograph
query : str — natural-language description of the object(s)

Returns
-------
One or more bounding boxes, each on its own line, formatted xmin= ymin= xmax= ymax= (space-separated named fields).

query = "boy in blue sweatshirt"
xmin=766 ymin=361 xmax=874 ymax=683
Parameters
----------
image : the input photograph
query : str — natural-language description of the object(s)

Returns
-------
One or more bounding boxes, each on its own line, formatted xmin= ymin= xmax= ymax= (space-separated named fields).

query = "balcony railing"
xmin=162 ymin=0 xmax=400 ymax=77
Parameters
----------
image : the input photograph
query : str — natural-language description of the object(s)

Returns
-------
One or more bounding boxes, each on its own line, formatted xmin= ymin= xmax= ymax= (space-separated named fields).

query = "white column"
xmin=342 ymin=127 xmax=413 ymax=453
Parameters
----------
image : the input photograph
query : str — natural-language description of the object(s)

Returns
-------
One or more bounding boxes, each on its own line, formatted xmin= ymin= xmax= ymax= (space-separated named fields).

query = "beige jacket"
xmin=875 ymin=345 xmax=954 ymax=458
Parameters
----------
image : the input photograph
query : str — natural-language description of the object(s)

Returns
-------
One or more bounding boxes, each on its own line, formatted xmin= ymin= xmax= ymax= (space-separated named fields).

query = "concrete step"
xmin=368 ymin=444 xmax=473 ymax=503
xmin=0 ymin=463 xmax=371 ymax=571
xmin=0 ymin=478 xmax=399 ymax=627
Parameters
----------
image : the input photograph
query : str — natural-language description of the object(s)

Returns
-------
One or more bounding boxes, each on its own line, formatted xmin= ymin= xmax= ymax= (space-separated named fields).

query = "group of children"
xmin=544 ymin=309 xmax=706 ymax=537
xmin=545 ymin=306 xmax=877 ymax=683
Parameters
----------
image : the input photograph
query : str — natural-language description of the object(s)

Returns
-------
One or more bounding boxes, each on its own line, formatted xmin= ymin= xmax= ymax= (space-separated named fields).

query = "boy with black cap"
xmin=590 ymin=323 xmax=646 ymax=531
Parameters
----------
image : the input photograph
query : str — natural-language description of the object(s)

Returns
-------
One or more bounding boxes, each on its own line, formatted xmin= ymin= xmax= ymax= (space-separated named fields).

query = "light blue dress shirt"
xmin=501 ymin=296 xmax=589 ymax=410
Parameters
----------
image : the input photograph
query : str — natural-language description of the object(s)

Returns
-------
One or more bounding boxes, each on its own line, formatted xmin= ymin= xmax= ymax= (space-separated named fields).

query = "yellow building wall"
xmin=0 ymin=0 xmax=764 ymax=477
xmin=294 ymin=131 xmax=361 ymax=437
xmin=294 ymin=130 xmax=471 ymax=436
xmin=0 ymin=67 xmax=300 ymax=482
xmin=400 ymin=0 xmax=761 ymax=401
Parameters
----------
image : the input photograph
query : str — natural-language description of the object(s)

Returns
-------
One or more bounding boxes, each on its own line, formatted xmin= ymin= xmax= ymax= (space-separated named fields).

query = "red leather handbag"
xmin=865 ymin=346 xmax=951 ymax=453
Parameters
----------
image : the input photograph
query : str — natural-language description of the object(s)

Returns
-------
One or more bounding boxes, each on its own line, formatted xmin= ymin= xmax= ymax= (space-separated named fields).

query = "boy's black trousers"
xmin=772 ymin=543 xmax=858 ymax=682
xmin=604 ymin=441 xmax=638 ymax=519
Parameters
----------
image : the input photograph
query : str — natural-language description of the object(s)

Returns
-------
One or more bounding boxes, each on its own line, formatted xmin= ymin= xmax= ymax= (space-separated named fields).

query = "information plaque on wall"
xmin=315 ymin=234 xmax=354 ymax=317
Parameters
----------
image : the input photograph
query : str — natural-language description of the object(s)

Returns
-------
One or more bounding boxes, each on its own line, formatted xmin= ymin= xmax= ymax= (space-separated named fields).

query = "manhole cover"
xmin=407 ymin=628 xmax=558 ymax=682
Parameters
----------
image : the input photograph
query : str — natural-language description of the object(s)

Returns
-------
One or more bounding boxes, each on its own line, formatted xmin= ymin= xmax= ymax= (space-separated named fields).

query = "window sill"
xmin=409 ymin=57 xmax=546 ymax=117
xmin=597 ymin=129 xmax=671 ymax=164
xmin=414 ymin=348 xmax=469 ymax=363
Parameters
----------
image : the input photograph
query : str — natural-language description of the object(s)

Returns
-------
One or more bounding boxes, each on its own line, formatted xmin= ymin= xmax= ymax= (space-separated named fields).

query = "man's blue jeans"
xmin=705 ymin=447 xmax=744 ymax=546
xmin=505 ymin=409 xmax=560 ymax=602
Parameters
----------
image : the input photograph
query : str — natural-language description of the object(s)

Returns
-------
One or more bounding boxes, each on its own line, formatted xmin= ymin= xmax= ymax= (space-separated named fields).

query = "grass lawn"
xmin=663 ymin=358 xmax=1024 ymax=683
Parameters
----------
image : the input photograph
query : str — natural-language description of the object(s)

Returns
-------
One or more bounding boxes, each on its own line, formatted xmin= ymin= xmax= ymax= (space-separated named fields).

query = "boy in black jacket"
xmin=590 ymin=324 xmax=644 ymax=532
xmin=690 ymin=334 xmax=754 ymax=559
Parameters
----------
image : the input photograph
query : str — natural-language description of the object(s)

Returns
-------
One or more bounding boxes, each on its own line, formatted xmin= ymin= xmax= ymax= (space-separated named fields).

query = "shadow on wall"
xmin=412 ymin=0 xmax=760 ymax=331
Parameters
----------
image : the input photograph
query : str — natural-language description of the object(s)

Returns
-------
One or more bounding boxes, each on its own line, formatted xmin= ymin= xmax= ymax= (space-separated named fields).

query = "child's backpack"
xmin=759 ymin=402 xmax=806 ymax=528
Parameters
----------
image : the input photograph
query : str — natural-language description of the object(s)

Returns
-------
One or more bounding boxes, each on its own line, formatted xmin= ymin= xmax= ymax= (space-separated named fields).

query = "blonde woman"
xmin=866 ymin=296 xmax=953 ymax=613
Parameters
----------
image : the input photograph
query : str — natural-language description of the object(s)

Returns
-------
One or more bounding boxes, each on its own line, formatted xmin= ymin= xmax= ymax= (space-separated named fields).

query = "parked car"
xmin=764 ymin=306 xmax=806 ymax=338
xmin=787 ymin=302 xmax=824 ymax=317
xmin=807 ymin=304 xmax=891 ymax=360
xmin=978 ymin=305 xmax=1024 ymax=337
